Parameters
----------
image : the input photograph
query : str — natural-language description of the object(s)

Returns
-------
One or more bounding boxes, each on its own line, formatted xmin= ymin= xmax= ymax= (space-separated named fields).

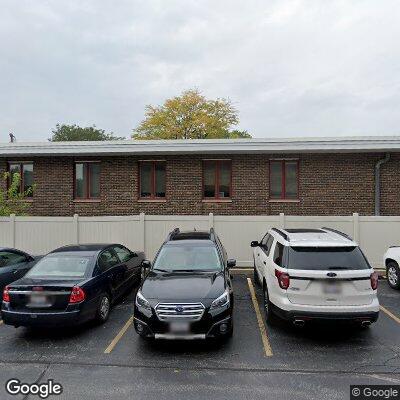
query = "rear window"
xmin=153 ymin=245 xmax=222 ymax=271
xmin=287 ymin=246 xmax=371 ymax=271
xmin=26 ymin=255 xmax=92 ymax=279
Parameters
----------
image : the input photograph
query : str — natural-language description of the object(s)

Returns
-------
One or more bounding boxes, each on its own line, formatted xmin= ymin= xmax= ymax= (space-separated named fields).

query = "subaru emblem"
xmin=175 ymin=306 xmax=184 ymax=313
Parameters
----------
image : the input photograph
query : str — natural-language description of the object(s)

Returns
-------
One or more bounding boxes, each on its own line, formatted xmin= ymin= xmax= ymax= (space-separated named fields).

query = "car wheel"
xmin=387 ymin=262 xmax=400 ymax=290
xmin=263 ymin=284 xmax=276 ymax=325
xmin=95 ymin=293 xmax=111 ymax=324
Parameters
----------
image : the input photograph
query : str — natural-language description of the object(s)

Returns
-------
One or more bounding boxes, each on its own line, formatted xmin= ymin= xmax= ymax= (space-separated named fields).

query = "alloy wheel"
xmin=100 ymin=296 xmax=110 ymax=320
xmin=388 ymin=266 xmax=399 ymax=286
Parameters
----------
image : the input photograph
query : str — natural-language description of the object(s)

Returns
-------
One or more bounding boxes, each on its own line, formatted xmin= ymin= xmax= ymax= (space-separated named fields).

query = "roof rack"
xmin=166 ymin=228 xmax=180 ymax=241
xmin=272 ymin=228 xmax=289 ymax=242
xmin=209 ymin=227 xmax=216 ymax=242
xmin=165 ymin=227 xmax=218 ymax=243
xmin=321 ymin=227 xmax=353 ymax=241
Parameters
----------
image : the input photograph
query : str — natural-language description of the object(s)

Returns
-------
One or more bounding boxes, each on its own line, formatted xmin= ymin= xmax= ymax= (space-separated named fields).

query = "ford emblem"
xmin=327 ymin=272 xmax=337 ymax=278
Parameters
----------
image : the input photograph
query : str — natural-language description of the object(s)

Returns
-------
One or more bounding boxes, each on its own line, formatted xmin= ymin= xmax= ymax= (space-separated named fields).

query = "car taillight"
xmin=370 ymin=272 xmax=379 ymax=290
xmin=69 ymin=286 xmax=85 ymax=303
xmin=275 ymin=269 xmax=290 ymax=289
xmin=3 ymin=286 xmax=10 ymax=302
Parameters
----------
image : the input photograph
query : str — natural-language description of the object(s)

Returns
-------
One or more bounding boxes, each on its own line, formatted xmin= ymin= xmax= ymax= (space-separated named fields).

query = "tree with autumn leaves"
xmin=132 ymin=89 xmax=250 ymax=140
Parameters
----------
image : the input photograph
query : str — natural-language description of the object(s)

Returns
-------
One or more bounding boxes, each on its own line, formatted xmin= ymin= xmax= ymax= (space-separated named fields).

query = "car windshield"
xmin=153 ymin=245 xmax=222 ymax=271
xmin=26 ymin=255 xmax=92 ymax=278
xmin=287 ymin=246 xmax=371 ymax=270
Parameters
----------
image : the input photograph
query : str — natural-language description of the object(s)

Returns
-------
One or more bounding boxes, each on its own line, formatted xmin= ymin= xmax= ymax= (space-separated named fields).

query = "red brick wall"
xmin=0 ymin=152 xmax=397 ymax=216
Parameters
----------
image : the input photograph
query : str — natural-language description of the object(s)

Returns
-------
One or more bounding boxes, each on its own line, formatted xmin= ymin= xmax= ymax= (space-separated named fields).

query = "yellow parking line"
xmin=380 ymin=305 xmax=400 ymax=324
xmin=246 ymin=278 xmax=273 ymax=357
xmin=104 ymin=316 xmax=134 ymax=354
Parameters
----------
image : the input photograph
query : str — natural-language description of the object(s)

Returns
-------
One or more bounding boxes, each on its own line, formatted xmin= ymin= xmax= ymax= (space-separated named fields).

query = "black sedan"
xmin=0 ymin=248 xmax=39 ymax=294
xmin=1 ymin=244 xmax=144 ymax=328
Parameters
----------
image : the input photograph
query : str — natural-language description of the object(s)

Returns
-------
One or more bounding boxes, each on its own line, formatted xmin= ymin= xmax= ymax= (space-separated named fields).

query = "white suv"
xmin=251 ymin=228 xmax=379 ymax=327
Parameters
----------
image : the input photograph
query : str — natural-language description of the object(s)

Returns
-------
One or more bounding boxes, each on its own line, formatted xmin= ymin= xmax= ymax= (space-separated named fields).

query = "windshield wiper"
xmin=328 ymin=266 xmax=350 ymax=270
xmin=152 ymin=268 xmax=171 ymax=273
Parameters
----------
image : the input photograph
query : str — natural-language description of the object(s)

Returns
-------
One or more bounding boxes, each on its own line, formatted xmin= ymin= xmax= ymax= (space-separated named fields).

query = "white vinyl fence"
xmin=1 ymin=213 xmax=399 ymax=269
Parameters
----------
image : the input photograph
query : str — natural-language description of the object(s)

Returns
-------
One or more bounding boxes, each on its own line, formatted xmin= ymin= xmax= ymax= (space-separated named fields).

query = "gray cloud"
xmin=1 ymin=0 xmax=399 ymax=141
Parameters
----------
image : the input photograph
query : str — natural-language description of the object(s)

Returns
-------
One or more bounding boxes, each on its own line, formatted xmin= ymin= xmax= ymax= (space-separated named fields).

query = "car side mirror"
xmin=141 ymin=260 xmax=151 ymax=280
xmin=250 ymin=241 xmax=259 ymax=248
xmin=227 ymin=259 xmax=236 ymax=269
xmin=141 ymin=260 xmax=151 ymax=269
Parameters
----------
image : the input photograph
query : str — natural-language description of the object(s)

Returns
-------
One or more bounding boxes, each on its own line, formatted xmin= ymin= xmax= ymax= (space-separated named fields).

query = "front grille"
xmin=155 ymin=303 xmax=205 ymax=322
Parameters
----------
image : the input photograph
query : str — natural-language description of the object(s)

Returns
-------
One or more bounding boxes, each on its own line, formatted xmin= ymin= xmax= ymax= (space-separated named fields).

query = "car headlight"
xmin=210 ymin=290 xmax=230 ymax=310
xmin=135 ymin=291 xmax=151 ymax=311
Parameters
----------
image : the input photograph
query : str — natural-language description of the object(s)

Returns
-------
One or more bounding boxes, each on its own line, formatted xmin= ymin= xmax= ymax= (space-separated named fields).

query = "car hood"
xmin=141 ymin=270 xmax=226 ymax=302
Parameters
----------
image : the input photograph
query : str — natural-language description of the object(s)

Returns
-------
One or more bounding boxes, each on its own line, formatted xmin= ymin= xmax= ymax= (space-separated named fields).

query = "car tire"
xmin=263 ymin=284 xmax=276 ymax=325
xmin=387 ymin=261 xmax=400 ymax=290
xmin=95 ymin=293 xmax=111 ymax=324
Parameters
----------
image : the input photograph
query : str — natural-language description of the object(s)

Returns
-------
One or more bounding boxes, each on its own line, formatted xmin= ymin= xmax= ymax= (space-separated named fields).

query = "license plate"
xmin=323 ymin=282 xmax=342 ymax=295
xmin=28 ymin=294 xmax=48 ymax=307
xmin=169 ymin=322 xmax=190 ymax=334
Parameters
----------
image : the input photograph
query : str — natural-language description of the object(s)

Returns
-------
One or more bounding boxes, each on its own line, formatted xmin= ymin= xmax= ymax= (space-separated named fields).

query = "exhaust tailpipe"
xmin=293 ymin=319 xmax=305 ymax=327
xmin=361 ymin=320 xmax=371 ymax=328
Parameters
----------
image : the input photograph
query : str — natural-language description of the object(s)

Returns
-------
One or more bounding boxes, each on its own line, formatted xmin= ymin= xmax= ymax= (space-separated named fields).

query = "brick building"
xmin=0 ymin=137 xmax=399 ymax=216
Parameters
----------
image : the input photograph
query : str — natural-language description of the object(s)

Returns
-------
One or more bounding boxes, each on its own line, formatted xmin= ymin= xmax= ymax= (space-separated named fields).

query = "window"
xmin=203 ymin=160 xmax=232 ymax=199
xmin=74 ymin=162 xmax=100 ymax=199
xmin=273 ymin=242 xmax=285 ymax=266
xmin=0 ymin=251 xmax=28 ymax=268
xmin=286 ymin=246 xmax=371 ymax=271
xmin=139 ymin=161 xmax=166 ymax=199
xmin=8 ymin=162 xmax=34 ymax=197
xmin=114 ymin=245 xmax=134 ymax=263
xmin=261 ymin=234 xmax=274 ymax=256
xmin=269 ymin=160 xmax=299 ymax=200
xmin=26 ymin=255 xmax=92 ymax=278
xmin=153 ymin=244 xmax=222 ymax=271
xmin=98 ymin=249 xmax=119 ymax=272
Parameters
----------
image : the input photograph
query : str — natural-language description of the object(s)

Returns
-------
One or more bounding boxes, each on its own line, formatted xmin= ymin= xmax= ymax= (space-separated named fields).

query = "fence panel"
xmin=14 ymin=217 xmax=76 ymax=255
xmin=79 ymin=215 xmax=142 ymax=252
xmin=0 ymin=217 xmax=12 ymax=247
xmin=214 ymin=216 xmax=280 ymax=266
xmin=359 ymin=216 xmax=400 ymax=268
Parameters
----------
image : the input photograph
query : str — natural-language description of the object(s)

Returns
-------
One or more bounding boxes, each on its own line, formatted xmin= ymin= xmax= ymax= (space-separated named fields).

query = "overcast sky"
xmin=1 ymin=0 xmax=400 ymax=142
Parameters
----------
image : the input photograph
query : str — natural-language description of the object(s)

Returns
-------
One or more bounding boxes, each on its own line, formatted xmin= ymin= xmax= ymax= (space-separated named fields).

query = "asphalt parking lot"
xmin=0 ymin=272 xmax=399 ymax=400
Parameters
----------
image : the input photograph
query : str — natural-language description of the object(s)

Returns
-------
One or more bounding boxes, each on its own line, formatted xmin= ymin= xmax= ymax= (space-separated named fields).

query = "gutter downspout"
xmin=374 ymin=153 xmax=390 ymax=216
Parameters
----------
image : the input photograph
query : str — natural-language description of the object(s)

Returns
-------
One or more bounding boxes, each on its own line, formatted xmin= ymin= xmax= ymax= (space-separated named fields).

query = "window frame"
xmin=113 ymin=245 xmax=136 ymax=263
xmin=261 ymin=234 xmax=274 ymax=256
xmin=0 ymin=250 xmax=30 ymax=268
xmin=202 ymin=159 xmax=232 ymax=200
xmin=273 ymin=241 xmax=285 ymax=266
xmin=269 ymin=159 xmax=299 ymax=200
xmin=7 ymin=162 xmax=34 ymax=197
xmin=73 ymin=161 xmax=101 ymax=200
xmin=138 ymin=160 xmax=167 ymax=200
xmin=97 ymin=247 xmax=120 ymax=273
